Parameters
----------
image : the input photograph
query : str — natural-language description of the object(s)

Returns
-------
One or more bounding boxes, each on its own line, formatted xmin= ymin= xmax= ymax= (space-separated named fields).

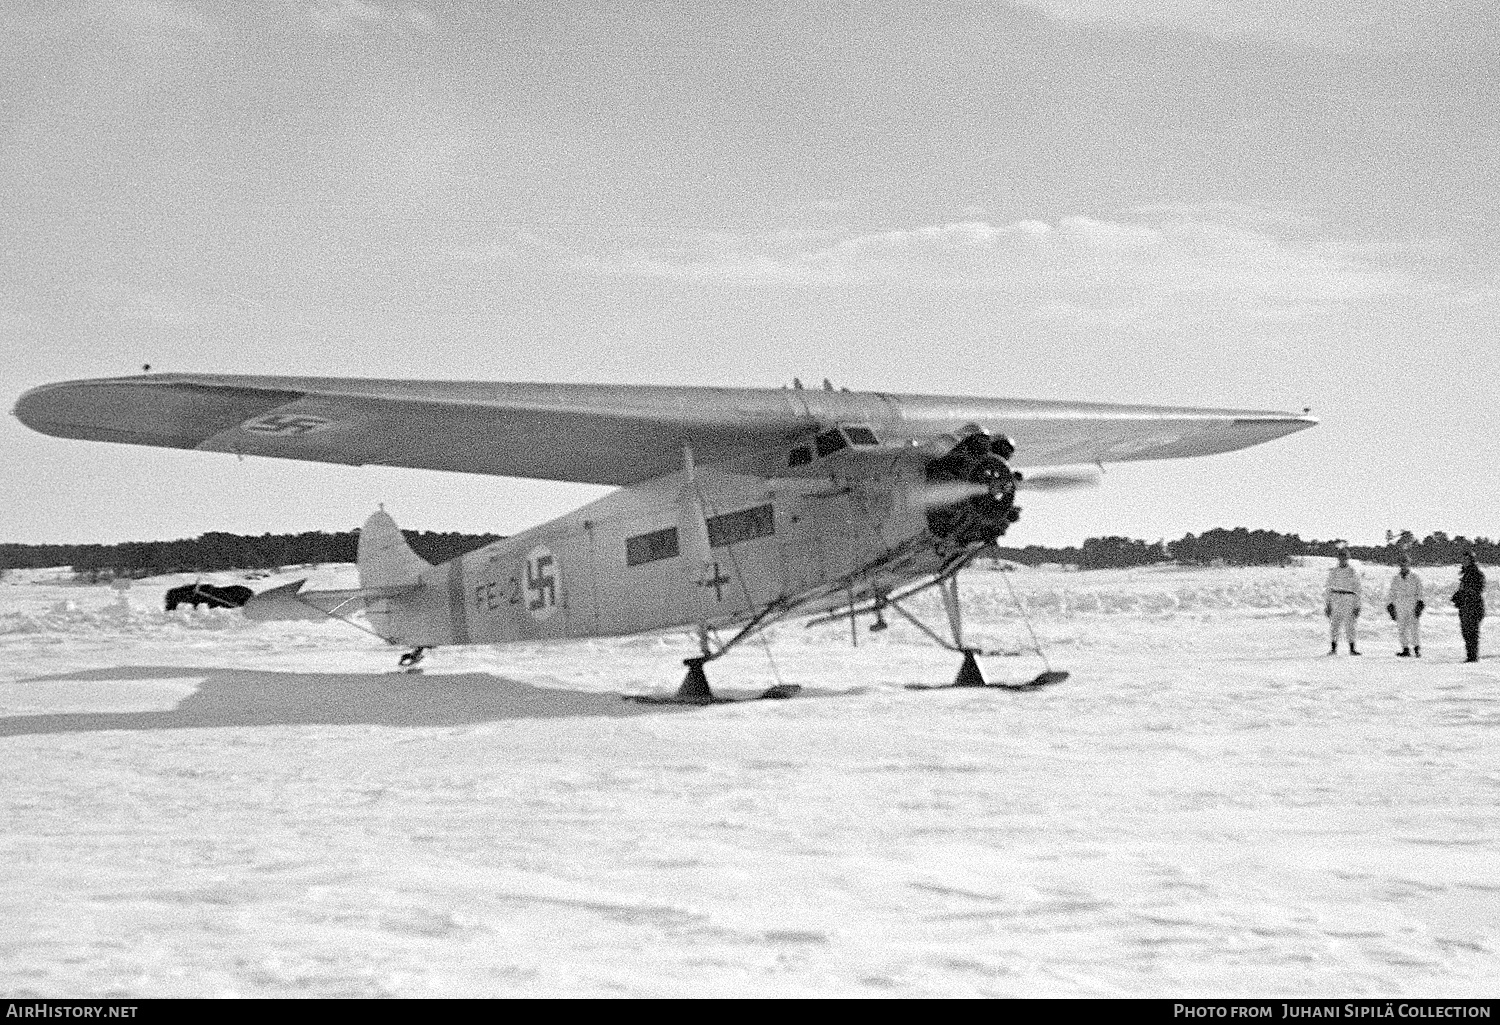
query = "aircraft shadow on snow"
xmin=0 ymin=665 xmax=675 ymax=737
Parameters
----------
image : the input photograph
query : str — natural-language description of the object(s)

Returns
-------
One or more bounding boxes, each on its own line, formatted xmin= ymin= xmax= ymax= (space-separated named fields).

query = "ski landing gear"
xmin=626 ymin=656 xmax=801 ymax=706
xmin=625 ymin=625 xmax=802 ymax=705
xmin=902 ymin=572 xmax=1069 ymax=692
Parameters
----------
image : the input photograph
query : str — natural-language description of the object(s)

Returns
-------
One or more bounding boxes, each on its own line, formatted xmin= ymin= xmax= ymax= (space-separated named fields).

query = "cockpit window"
xmin=844 ymin=426 xmax=878 ymax=446
xmin=814 ymin=429 xmax=847 ymax=457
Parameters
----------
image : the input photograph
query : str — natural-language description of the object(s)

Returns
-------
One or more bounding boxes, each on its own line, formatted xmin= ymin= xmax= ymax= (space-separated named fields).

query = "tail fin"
xmin=358 ymin=508 xmax=431 ymax=591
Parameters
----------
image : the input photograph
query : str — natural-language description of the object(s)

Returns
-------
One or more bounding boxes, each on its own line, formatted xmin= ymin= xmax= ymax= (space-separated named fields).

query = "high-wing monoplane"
xmin=14 ymin=374 xmax=1316 ymax=701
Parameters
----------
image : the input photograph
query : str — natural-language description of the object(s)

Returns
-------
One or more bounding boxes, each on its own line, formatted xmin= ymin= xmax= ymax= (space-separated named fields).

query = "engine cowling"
xmin=924 ymin=432 xmax=1022 ymax=545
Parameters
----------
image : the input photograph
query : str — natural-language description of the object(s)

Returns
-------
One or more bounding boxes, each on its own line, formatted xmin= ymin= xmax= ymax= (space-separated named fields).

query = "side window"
xmin=815 ymin=429 xmax=847 ymax=458
xmin=844 ymin=426 xmax=878 ymax=446
xmin=706 ymin=504 xmax=775 ymax=548
xmin=788 ymin=446 xmax=812 ymax=467
xmin=625 ymin=527 xmax=680 ymax=567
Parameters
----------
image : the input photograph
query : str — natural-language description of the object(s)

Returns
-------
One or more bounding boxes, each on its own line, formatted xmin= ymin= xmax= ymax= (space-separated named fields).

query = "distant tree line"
xmin=0 ymin=530 xmax=503 ymax=577
xmin=994 ymin=528 xmax=1500 ymax=570
xmin=1 ymin=525 xmax=1494 ymax=578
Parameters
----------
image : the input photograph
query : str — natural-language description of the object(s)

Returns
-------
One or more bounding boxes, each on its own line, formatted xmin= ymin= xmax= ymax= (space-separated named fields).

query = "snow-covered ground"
xmin=2 ymin=563 xmax=1497 ymax=997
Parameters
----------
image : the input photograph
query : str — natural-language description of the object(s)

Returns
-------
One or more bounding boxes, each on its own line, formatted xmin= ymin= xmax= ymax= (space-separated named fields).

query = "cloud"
xmin=47 ymin=277 xmax=264 ymax=330
xmin=303 ymin=0 xmax=433 ymax=36
xmin=1011 ymin=0 xmax=1435 ymax=48
xmin=576 ymin=205 xmax=1420 ymax=327
xmin=104 ymin=0 xmax=217 ymax=40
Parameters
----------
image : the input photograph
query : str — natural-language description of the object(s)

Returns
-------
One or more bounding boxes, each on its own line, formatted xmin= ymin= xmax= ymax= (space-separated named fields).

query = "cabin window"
xmin=788 ymin=446 xmax=812 ymax=467
xmin=844 ymin=426 xmax=878 ymax=446
xmin=814 ymin=429 xmax=847 ymax=458
xmin=706 ymin=504 xmax=775 ymax=548
xmin=625 ymin=526 xmax=679 ymax=566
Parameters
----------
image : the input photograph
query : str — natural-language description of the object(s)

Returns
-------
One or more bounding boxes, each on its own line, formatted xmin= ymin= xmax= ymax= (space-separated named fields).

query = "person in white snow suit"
xmin=1324 ymin=549 xmax=1362 ymax=655
xmin=1385 ymin=554 xmax=1424 ymax=657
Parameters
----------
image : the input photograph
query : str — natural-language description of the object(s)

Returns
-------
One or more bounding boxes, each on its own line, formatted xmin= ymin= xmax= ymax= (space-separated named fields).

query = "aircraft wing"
xmin=13 ymin=373 xmax=1317 ymax=485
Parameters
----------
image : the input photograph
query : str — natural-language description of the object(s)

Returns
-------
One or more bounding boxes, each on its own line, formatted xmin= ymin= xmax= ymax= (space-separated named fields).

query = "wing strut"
xmin=630 ymin=444 xmax=797 ymax=704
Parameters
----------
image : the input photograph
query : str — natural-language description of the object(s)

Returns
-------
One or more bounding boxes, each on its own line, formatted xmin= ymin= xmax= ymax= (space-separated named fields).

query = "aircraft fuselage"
xmin=364 ymin=445 xmax=948 ymax=648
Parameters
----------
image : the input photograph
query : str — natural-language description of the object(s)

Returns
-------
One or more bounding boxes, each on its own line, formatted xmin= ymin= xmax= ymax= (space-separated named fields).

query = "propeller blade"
xmin=914 ymin=481 xmax=991 ymax=508
xmin=1014 ymin=467 xmax=1102 ymax=492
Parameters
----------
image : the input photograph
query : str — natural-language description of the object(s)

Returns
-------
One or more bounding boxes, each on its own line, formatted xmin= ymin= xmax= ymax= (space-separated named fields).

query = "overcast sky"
xmin=3 ymin=0 xmax=1497 ymax=547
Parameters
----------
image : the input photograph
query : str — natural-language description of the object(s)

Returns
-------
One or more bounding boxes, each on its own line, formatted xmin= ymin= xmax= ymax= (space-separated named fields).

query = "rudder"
xmin=358 ymin=508 xmax=431 ymax=592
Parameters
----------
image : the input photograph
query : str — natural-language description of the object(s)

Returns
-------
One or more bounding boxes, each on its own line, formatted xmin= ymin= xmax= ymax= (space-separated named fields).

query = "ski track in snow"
xmin=1 ymin=564 xmax=1497 ymax=997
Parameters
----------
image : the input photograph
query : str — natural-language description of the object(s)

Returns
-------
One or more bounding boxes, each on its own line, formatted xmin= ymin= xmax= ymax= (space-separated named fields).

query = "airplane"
xmin=13 ymin=373 xmax=1316 ymax=702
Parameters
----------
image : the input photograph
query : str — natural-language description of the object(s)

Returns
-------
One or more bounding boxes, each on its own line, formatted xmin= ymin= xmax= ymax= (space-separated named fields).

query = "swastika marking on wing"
xmin=241 ymin=414 xmax=337 ymax=436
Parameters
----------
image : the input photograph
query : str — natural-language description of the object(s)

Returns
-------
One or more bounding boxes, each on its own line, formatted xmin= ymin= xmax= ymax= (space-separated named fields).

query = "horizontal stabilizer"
xmin=242 ymin=579 xmax=322 ymax=622
xmin=241 ymin=578 xmax=421 ymax=622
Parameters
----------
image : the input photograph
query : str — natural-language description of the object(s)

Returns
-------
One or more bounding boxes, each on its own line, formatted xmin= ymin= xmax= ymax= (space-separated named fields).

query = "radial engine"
xmin=923 ymin=431 xmax=1023 ymax=546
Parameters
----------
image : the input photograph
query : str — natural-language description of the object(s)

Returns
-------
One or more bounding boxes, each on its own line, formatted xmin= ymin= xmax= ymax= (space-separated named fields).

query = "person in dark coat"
xmin=1451 ymin=551 xmax=1486 ymax=663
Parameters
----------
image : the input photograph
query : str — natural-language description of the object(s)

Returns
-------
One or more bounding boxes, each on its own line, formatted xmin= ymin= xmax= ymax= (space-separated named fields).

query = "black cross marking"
xmin=703 ymin=562 xmax=731 ymax=602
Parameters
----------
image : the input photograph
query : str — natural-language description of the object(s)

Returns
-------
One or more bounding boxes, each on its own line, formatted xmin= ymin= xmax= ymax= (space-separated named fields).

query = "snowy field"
xmin=2 ymin=562 xmax=1497 ymax=997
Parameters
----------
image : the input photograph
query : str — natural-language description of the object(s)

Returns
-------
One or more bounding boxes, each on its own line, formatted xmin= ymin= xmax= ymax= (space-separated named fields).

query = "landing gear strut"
xmin=939 ymin=574 xmax=994 ymax=688
xmin=397 ymin=646 xmax=427 ymax=673
xmin=898 ymin=565 xmax=1069 ymax=691
xmin=801 ymin=553 xmax=1068 ymax=691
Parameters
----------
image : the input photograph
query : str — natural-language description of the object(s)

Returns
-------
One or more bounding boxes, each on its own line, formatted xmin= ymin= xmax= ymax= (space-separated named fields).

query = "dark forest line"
xmin=0 ymin=526 xmax=1493 ymax=577
xmin=994 ymin=528 xmax=1498 ymax=570
xmin=0 ymin=530 xmax=503 ymax=576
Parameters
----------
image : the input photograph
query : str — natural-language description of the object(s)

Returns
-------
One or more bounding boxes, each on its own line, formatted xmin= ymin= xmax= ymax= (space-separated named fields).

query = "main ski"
xmin=624 ymin=683 xmax=802 ymax=705
xmin=906 ymin=669 xmax=1069 ymax=692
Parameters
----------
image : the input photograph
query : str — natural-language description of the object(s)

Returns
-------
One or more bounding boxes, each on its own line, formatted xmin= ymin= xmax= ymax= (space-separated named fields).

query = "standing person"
xmin=1325 ymin=549 xmax=1362 ymax=655
xmin=1452 ymin=551 xmax=1486 ymax=663
xmin=1386 ymin=555 xmax=1425 ymax=657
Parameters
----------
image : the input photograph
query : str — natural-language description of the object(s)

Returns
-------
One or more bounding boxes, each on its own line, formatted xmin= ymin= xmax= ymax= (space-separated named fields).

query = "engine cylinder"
xmin=924 ymin=439 xmax=1020 ymax=545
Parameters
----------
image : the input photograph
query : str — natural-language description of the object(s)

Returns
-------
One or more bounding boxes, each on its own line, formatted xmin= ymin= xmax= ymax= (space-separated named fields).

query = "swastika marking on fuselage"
xmin=524 ymin=546 xmax=558 ymax=622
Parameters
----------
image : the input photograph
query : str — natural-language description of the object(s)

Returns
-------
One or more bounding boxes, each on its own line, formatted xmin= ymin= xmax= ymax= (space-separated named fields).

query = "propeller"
xmin=1013 ymin=466 xmax=1102 ymax=492
xmin=917 ymin=466 xmax=1100 ymax=507
xmin=915 ymin=480 xmax=992 ymax=509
